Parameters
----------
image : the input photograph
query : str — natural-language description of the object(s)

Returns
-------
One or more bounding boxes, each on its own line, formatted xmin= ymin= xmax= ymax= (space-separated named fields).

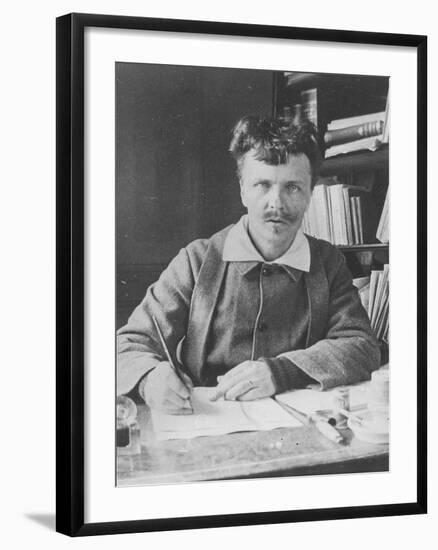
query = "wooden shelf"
xmin=320 ymin=147 xmax=388 ymax=177
xmin=337 ymin=243 xmax=389 ymax=252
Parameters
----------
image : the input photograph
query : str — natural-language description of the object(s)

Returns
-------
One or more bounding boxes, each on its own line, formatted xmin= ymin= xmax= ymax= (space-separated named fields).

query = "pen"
xmin=277 ymin=401 xmax=337 ymax=426
xmin=152 ymin=316 xmax=192 ymax=398
xmin=314 ymin=419 xmax=344 ymax=443
xmin=276 ymin=401 xmax=344 ymax=444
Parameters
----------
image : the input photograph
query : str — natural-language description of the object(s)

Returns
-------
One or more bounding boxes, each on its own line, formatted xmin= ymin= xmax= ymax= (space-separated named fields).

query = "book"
xmin=314 ymin=182 xmax=331 ymax=241
xmin=368 ymin=270 xmax=380 ymax=320
xmin=376 ymin=188 xmax=389 ymax=243
xmin=342 ymin=186 xmax=353 ymax=244
xmin=327 ymin=111 xmax=385 ymax=131
xmin=326 ymin=182 xmax=335 ymax=242
xmin=375 ymin=299 xmax=389 ymax=340
xmin=371 ymin=268 xmax=385 ymax=326
xmin=356 ymin=197 xmax=364 ymax=244
xmin=351 ymin=196 xmax=360 ymax=244
xmin=343 ymin=190 xmax=361 ymax=244
xmin=354 ymin=269 xmax=389 ymax=342
xmin=365 ymin=265 xmax=389 ymax=341
xmin=304 ymin=180 xmax=378 ymax=246
xmin=325 ymin=135 xmax=382 ymax=158
xmin=151 ymin=387 xmax=301 ymax=440
xmin=304 ymin=178 xmax=337 ymax=243
xmin=345 ymin=182 xmax=380 ymax=244
xmin=381 ymin=88 xmax=390 ymax=144
xmin=372 ymin=264 xmax=389 ymax=330
xmin=328 ymin=185 xmax=346 ymax=244
xmin=324 ymin=120 xmax=384 ymax=146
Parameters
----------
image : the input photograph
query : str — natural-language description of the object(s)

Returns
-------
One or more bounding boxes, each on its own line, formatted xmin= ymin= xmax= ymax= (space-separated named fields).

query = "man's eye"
xmin=287 ymin=184 xmax=299 ymax=192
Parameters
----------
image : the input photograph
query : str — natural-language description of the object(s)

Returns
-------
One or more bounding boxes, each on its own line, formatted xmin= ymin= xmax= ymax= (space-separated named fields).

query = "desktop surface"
xmin=117 ymin=403 xmax=389 ymax=486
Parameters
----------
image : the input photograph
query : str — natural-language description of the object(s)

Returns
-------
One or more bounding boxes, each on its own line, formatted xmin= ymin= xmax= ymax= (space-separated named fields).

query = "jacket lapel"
xmin=304 ymin=238 xmax=329 ymax=347
xmin=184 ymin=229 xmax=228 ymax=383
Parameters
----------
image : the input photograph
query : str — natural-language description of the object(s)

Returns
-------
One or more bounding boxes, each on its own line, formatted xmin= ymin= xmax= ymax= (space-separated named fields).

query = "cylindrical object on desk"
xmin=116 ymin=423 xmax=130 ymax=447
xmin=331 ymin=387 xmax=350 ymax=429
xmin=127 ymin=421 xmax=142 ymax=454
xmin=315 ymin=420 xmax=344 ymax=443
xmin=367 ymin=369 xmax=389 ymax=421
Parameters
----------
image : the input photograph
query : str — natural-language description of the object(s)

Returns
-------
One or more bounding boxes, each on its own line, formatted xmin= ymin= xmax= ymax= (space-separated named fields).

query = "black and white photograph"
xmin=115 ymin=63 xmax=391 ymax=486
xmin=54 ymin=12 xmax=425 ymax=536
xmin=1 ymin=0 xmax=433 ymax=546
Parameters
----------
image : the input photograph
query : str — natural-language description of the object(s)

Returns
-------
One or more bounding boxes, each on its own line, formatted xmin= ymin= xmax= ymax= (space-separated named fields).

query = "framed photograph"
xmin=56 ymin=13 xmax=427 ymax=536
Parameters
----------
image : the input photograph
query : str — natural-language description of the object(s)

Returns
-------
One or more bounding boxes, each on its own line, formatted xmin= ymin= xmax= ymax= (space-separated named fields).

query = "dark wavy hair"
xmin=229 ymin=115 xmax=322 ymax=189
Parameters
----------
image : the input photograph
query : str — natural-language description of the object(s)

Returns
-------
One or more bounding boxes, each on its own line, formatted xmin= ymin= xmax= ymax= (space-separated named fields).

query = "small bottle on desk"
xmin=117 ymin=396 xmax=141 ymax=455
xmin=331 ymin=387 xmax=351 ymax=430
xmin=367 ymin=368 xmax=390 ymax=422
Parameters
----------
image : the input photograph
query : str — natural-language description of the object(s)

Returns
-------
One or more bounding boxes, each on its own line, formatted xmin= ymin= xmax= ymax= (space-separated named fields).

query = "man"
xmin=117 ymin=115 xmax=380 ymax=414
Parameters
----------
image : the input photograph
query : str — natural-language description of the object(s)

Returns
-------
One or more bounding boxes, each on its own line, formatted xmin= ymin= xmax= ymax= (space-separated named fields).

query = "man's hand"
xmin=209 ymin=360 xmax=276 ymax=401
xmin=143 ymin=361 xmax=194 ymax=414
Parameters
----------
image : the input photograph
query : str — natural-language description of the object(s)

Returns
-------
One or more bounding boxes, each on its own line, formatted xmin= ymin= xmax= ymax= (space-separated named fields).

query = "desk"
xmin=117 ymin=404 xmax=389 ymax=486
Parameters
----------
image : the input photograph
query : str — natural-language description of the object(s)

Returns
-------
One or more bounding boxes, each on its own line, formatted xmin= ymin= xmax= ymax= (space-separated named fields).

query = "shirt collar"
xmin=222 ymin=215 xmax=310 ymax=272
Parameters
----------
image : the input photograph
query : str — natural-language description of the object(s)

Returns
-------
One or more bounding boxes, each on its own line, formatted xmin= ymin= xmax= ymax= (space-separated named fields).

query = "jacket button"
xmin=262 ymin=266 xmax=272 ymax=276
xmin=258 ymin=321 xmax=267 ymax=332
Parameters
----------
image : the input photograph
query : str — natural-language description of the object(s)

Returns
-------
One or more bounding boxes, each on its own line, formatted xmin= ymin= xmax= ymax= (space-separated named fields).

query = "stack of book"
xmin=376 ymin=188 xmax=389 ymax=243
xmin=381 ymin=87 xmax=390 ymax=145
xmin=324 ymin=111 xmax=385 ymax=159
xmin=303 ymin=179 xmax=375 ymax=245
xmin=353 ymin=265 xmax=389 ymax=343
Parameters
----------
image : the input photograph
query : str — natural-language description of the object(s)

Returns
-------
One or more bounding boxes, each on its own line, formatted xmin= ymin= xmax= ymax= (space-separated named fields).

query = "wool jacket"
xmin=117 ymin=224 xmax=381 ymax=396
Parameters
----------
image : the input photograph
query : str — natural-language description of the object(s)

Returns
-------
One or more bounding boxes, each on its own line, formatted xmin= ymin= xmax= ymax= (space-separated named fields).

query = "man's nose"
xmin=267 ymin=186 xmax=285 ymax=210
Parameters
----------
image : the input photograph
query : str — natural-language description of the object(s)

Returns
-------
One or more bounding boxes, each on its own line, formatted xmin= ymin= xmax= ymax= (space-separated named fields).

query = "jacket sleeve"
xmin=271 ymin=249 xmax=381 ymax=391
xmin=117 ymin=247 xmax=198 ymax=396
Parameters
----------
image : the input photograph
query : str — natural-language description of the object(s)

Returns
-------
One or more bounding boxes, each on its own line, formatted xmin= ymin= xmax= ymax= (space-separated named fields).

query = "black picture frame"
xmin=56 ymin=12 xmax=427 ymax=537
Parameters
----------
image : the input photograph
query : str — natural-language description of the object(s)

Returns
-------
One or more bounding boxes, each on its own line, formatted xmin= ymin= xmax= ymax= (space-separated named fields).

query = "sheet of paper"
xmin=275 ymin=380 xmax=371 ymax=416
xmin=151 ymin=387 xmax=301 ymax=441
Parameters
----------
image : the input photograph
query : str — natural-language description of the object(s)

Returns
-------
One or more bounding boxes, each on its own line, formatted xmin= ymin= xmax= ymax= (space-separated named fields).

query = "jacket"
xmin=117 ymin=224 xmax=380 ymax=395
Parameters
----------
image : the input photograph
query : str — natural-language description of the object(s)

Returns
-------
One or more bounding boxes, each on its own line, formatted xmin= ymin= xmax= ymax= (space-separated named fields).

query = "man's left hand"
xmin=209 ymin=360 xmax=276 ymax=401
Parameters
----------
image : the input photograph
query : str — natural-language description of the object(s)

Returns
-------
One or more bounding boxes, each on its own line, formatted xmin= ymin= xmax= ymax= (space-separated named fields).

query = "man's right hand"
xmin=143 ymin=361 xmax=193 ymax=414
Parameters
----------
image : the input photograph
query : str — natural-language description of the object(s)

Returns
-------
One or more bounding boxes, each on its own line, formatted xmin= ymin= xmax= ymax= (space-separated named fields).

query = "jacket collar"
xmin=222 ymin=215 xmax=310 ymax=273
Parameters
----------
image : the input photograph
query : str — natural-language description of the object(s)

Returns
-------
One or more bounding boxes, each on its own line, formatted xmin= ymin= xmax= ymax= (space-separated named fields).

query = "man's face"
xmin=239 ymin=151 xmax=312 ymax=258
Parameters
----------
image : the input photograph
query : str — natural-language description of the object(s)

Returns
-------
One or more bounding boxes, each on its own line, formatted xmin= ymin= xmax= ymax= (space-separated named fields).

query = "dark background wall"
xmin=116 ymin=63 xmax=274 ymax=327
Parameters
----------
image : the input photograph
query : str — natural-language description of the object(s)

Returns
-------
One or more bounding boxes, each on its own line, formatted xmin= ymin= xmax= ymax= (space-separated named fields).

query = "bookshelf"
xmin=320 ymin=147 xmax=388 ymax=177
xmin=275 ymin=72 xmax=389 ymax=357
xmin=275 ymin=71 xmax=389 ymax=254
xmin=337 ymin=243 xmax=389 ymax=253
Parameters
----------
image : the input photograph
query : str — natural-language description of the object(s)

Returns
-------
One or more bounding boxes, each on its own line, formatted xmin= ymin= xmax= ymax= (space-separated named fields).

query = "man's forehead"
xmin=241 ymin=151 xmax=311 ymax=179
